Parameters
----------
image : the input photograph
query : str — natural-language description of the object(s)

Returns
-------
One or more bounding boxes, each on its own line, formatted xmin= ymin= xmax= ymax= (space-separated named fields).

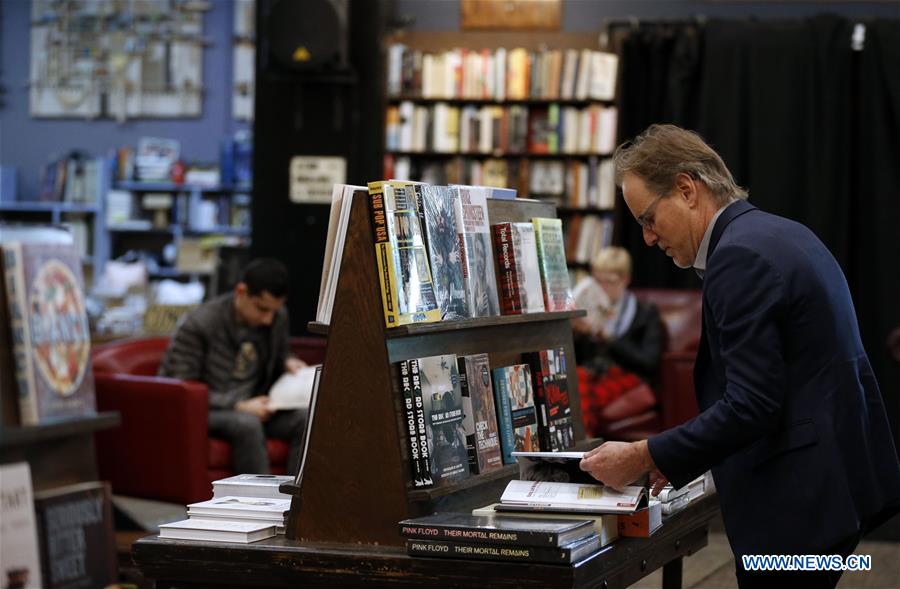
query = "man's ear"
xmin=674 ymin=173 xmax=698 ymax=207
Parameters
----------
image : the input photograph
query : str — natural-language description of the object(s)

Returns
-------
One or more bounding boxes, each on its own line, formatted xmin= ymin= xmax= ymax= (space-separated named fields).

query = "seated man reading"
xmin=158 ymin=257 xmax=307 ymax=475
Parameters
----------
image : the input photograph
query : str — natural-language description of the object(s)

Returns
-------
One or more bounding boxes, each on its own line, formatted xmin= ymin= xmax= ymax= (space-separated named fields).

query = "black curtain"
xmin=615 ymin=15 xmax=900 ymax=455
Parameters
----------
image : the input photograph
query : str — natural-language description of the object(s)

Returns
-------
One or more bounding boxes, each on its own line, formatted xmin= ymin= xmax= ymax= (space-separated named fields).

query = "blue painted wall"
xmin=0 ymin=0 xmax=248 ymax=200
xmin=395 ymin=0 xmax=900 ymax=31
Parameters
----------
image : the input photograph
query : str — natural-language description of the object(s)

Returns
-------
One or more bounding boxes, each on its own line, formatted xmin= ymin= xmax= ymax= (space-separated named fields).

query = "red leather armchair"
xmin=595 ymin=289 xmax=702 ymax=441
xmin=92 ymin=336 xmax=327 ymax=505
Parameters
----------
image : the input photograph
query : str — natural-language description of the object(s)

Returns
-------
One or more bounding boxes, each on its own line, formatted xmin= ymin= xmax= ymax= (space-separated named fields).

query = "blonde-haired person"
xmin=572 ymin=247 xmax=663 ymax=437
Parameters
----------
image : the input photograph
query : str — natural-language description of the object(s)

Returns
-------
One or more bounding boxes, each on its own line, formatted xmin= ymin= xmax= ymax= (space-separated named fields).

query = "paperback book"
xmin=492 ymin=364 xmax=541 ymax=464
xmin=399 ymin=512 xmax=594 ymax=547
xmin=491 ymin=222 xmax=546 ymax=315
xmin=1 ymin=241 xmax=96 ymax=424
xmin=187 ymin=496 xmax=291 ymax=523
xmin=366 ymin=181 xmax=441 ymax=327
xmin=418 ymin=184 xmax=468 ymax=320
xmin=472 ymin=503 xmax=619 ymax=548
xmin=499 ymin=480 xmax=647 ymax=514
xmin=532 ymin=218 xmax=575 ymax=312
xmin=417 ymin=354 xmax=470 ymax=486
xmin=457 ymin=354 xmax=503 ymax=475
xmin=452 ymin=186 xmax=501 ymax=317
xmin=0 ymin=463 xmax=43 ymax=589
xmin=399 ymin=359 xmax=434 ymax=487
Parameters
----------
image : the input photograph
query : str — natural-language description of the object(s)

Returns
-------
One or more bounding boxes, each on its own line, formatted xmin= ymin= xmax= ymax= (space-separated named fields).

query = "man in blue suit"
xmin=580 ymin=124 xmax=900 ymax=587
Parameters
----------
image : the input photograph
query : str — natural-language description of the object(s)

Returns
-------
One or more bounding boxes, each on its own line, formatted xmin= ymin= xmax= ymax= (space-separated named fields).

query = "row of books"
xmin=387 ymin=45 xmax=619 ymax=102
xmin=399 ymin=347 xmax=573 ymax=489
xmin=160 ymin=474 xmax=295 ymax=544
xmin=385 ymin=102 xmax=618 ymax=156
xmin=38 ymin=153 xmax=102 ymax=203
xmin=384 ymin=156 xmax=617 ymax=210
xmin=564 ymin=214 xmax=615 ymax=266
xmin=365 ymin=181 xmax=575 ymax=328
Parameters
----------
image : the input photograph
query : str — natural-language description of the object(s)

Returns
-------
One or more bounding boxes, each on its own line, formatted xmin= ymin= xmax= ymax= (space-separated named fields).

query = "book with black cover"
xmin=406 ymin=532 xmax=601 ymax=564
xmin=399 ymin=512 xmax=593 ymax=547
xmin=418 ymin=354 xmax=470 ymax=486
xmin=457 ymin=353 xmax=503 ymax=475
xmin=399 ymin=359 xmax=433 ymax=487
xmin=526 ymin=347 xmax=575 ymax=452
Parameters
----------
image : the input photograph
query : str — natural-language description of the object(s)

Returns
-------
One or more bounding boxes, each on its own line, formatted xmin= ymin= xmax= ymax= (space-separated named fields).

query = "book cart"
xmin=133 ymin=192 xmax=719 ymax=588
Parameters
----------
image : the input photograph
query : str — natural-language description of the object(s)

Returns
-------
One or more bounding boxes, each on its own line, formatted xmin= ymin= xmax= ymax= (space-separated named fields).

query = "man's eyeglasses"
xmin=636 ymin=192 xmax=668 ymax=230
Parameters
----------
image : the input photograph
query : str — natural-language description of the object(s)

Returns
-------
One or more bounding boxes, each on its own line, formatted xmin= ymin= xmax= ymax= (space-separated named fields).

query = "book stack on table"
xmin=400 ymin=513 xmax=603 ymax=564
xmin=656 ymin=472 xmax=709 ymax=516
xmin=159 ymin=474 xmax=293 ymax=544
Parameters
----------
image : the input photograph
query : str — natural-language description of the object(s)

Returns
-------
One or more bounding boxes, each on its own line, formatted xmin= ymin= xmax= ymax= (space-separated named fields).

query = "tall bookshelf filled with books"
xmin=282 ymin=188 xmax=589 ymax=547
xmin=383 ymin=32 xmax=618 ymax=279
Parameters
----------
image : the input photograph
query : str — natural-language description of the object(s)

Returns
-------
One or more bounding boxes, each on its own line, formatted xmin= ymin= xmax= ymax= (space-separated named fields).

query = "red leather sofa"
xmin=93 ymin=336 xmax=327 ymax=505
xmin=596 ymin=289 xmax=703 ymax=441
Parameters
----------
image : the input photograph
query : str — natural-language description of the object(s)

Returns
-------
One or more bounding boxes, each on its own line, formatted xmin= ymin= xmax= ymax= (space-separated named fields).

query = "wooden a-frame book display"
xmin=283 ymin=190 xmax=587 ymax=547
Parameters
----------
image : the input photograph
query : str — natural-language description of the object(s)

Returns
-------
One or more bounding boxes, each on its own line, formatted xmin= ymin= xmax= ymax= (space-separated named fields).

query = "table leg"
xmin=662 ymin=556 xmax=684 ymax=589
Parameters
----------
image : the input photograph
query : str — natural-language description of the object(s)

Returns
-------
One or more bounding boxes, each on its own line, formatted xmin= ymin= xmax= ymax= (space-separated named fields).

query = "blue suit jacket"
xmin=648 ymin=199 xmax=900 ymax=557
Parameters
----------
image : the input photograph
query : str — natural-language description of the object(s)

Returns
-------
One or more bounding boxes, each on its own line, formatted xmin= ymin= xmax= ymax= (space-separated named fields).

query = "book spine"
xmin=409 ymin=359 xmax=434 ymax=486
xmin=457 ymin=357 xmax=480 ymax=474
xmin=492 ymin=223 xmax=523 ymax=315
xmin=367 ymin=181 xmax=399 ymax=327
xmin=399 ymin=360 xmax=426 ymax=487
xmin=406 ymin=539 xmax=574 ymax=564
xmin=526 ymin=352 xmax=551 ymax=452
xmin=400 ymin=525 xmax=560 ymax=546
xmin=3 ymin=244 xmax=38 ymax=424
xmin=492 ymin=368 xmax=516 ymax=464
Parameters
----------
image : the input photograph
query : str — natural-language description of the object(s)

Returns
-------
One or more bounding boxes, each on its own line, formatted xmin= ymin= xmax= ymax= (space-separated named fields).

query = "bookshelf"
xmin=282 ymin=190 xmax=588 ymax=547
xmin=383 ymin=32 xmax=619 ymax=275
xmin=0 ymin=157 xmax=110 ymax=283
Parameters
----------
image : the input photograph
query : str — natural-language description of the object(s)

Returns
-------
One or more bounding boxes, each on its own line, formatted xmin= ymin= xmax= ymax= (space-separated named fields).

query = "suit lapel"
xmin=694 ymin=199 xmax=756 ymax=405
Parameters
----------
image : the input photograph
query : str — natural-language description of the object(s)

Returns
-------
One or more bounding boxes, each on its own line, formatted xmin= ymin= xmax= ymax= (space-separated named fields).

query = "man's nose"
xmin=642 ymin=226 xmax=658 ymax=246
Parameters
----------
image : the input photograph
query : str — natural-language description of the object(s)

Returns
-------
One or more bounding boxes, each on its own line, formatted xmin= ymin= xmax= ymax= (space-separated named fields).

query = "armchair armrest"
xmin=94 ymin=373 xmax=211 ymax=504
xmin=657 ymin=350 xmax=700 ymax=431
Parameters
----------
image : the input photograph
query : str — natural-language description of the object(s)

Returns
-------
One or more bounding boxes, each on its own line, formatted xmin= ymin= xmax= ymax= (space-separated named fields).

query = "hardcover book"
xmin=491 ymin=222 xmax=546 ymax=315
xmin=418 ymin=184 xmax=468 ymax=320
xmin=212 ymin=474 xmax=293 ymax=500
xmin=159 ymin=519 xmax=277 ymax=544
xmin=187 ymin=496 xmax=291 ymax=522
xmin=457 ymin=354 xmax=503 ymax=475
xmin=452 ymin=186 xmax=501 ymax=317
xmin=492 ymin=364 xmax=541 ymax=464
xmin=406 ymin=532 xmax=600 ymax=564
xmin=532 ymin=218 xmax=575 ymax=312
xmin=33 ymin=481 xmax=116 ymax=589
xmin=399 ymin=512 xmax=593 ymax=547
xmin=526 ymin=347 xmax=575 ymax=452
xmin=366 ymin=181 xmax=441 ymax=327
xmin=2 ymin=241 xmax=96 ymax=424
xmin=472 ymin=503 xmax=619 ymax=548
xmin=417 ymin=354 xmax=470 ymax=486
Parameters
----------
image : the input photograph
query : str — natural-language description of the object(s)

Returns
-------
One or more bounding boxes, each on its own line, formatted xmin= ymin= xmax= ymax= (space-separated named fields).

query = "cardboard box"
xmin=617 ymin=500 xmax=662 ymax=538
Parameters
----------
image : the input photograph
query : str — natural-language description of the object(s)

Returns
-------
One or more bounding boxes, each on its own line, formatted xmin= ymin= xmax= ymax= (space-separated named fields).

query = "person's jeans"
xmin=209 ymin=408 xmax=307 ymax=475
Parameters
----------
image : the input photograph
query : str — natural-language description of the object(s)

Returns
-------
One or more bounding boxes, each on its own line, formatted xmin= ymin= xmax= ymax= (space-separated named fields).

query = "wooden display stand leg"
xmin=662 ymin=556 xmax=684 ymax=589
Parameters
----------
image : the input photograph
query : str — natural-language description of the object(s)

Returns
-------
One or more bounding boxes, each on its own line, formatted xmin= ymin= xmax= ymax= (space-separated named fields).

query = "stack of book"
xmin=159 ymin=474 xmax=293 ymax=544
xmin=400 ymin=513 xmax=602 ymax=564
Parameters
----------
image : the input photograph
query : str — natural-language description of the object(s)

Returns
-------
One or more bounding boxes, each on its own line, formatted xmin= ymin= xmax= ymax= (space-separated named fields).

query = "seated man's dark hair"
xmin=241 ymin=258 xmax=289 ymax=298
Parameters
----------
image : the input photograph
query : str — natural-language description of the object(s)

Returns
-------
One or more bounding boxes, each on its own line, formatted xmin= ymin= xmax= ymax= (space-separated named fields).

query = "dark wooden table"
xmin=134 ymin=493 xmax=720 ymax=589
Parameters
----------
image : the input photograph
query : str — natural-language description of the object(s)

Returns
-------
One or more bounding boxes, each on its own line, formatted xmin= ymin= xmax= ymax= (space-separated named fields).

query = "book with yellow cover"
xmin=367 ymin=181 xmax=441 ymax=327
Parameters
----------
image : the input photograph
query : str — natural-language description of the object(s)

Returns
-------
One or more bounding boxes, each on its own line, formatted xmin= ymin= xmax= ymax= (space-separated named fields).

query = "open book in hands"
xmin=267 ymin=366 xmax=320 ymax=411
